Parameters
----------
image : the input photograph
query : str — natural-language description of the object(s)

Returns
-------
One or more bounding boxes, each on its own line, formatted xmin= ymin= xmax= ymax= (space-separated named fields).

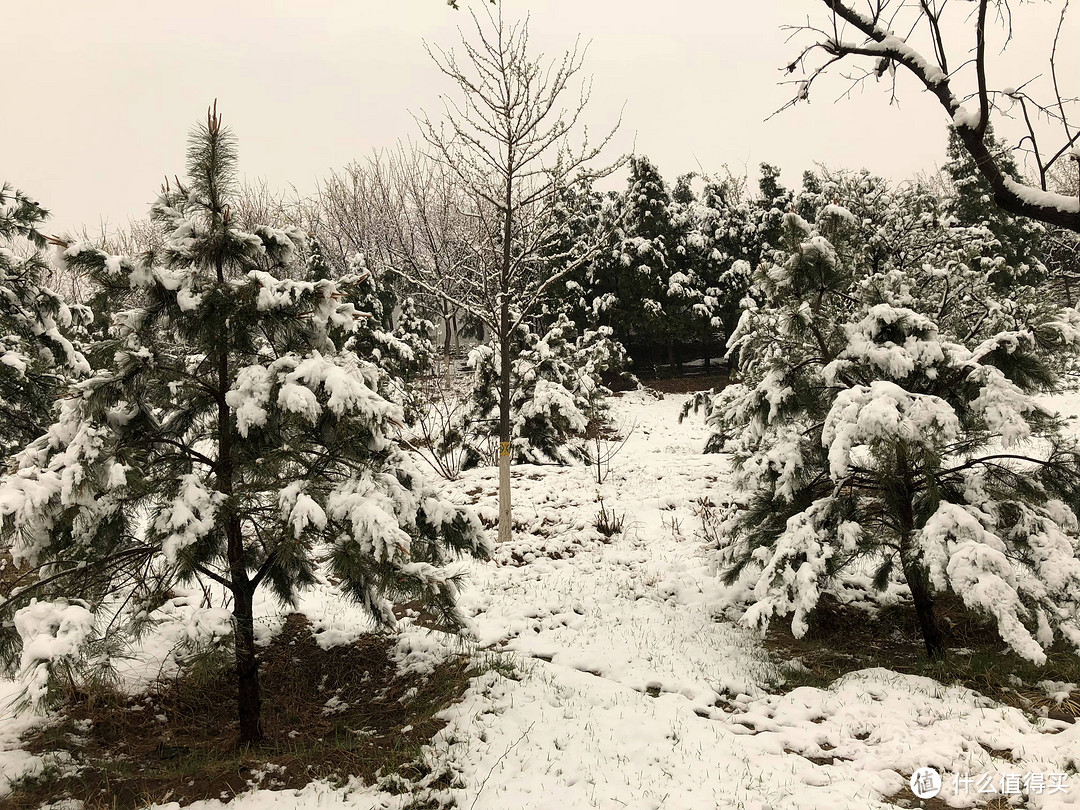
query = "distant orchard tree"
xmin=412 ymin=1 xmax=623 ymax=545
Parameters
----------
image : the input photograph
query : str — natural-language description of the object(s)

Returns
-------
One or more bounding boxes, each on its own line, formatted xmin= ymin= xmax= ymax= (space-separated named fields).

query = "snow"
xmin=829 ymin=304 xmax=950 ymax=380
xmin=1003 ymin=178 xmax=1080 ymax=216
xmin=0 ymin=678 xmax=54 ymax=798
xmin=14 ymin=600 xmax=95 ymax=707
xmin=823 ymin=380 xmax=960 ymax=479
xmin=183 ymin=607 xmax=235 ymax=646
xmin=278 ymin=481 xmax=328 ymax=538
xmin=517 ymin=378 xmax=588 ymax=433
xmin=227 ymin=364 xmax=274 ymax=437
xmin=819 ymin=203 xmax=858 ymax=226
xmin=154 ymin=474 xmax=226 ymax=563
xmin=3 ymin=392 xmax=1080 ymax=808
xmin=727 ymin=668 xmax=1078 ymax=808
xmin=952 ymin=105 xmax=982 ymax=131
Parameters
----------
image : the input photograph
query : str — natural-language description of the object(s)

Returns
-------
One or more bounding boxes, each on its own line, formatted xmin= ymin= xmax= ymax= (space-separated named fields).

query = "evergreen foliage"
xmin=0 ymin=109 xmax=486 ymax=743
xmin=699 ymin=171 xmax=1080 ymax=662
xmin=943 ymin=125 xmax=1045 ymax=278
xmin=310 ymin=241 xmax=436 ymax=423
xmin=444 ymin=314 xmax=626 ymax=468
xmin=337 ymin=252 xmax=436 ymax=388
xmin=0 ymin=184 xmax=91 ymax=458
xmin=555 ymin=159 xmax=799 ymax=372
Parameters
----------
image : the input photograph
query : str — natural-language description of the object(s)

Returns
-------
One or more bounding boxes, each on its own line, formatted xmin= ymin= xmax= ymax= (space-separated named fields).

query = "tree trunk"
xmin=443 ymin=314 xmax=453 ymax=365
xmin=497 ymin=157 xmax=514 ymax=547
xmin=497 ymin=295 xmax=511 ymax=545
xmin=903 ymin=556 xmax=947 ymax=662
xmin=216 ymin=246 xmax=263 ymax=745
xmin=232 ymin=579 xmax=263 ymax=746
xmin=896 ymin=451 xmax=946 ymax=662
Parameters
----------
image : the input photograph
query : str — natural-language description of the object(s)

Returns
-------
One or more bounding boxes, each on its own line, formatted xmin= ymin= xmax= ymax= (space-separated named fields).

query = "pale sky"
xmin=4 ymin=0 xmax=1075 ymax=236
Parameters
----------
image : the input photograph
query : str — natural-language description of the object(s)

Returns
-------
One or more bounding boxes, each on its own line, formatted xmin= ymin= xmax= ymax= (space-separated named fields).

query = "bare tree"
xmin=370 ymin=147 xmax=476 ymax=363
xmin=411 ymin=1 xmax=623 ymax=545
xmin=293 ymin=162 xmax=391 ymax=275
xmin=780 ymin=0 xmax=1080 ymax=233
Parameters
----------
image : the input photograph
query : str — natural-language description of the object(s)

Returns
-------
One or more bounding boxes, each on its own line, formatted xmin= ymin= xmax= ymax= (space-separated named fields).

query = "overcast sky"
xmin=4 ymin=0 xmax=1075 ymax=236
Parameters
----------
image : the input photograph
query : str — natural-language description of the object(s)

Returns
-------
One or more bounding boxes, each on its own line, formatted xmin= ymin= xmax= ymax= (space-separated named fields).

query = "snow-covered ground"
xmin=2 ymin=390 xmax=1078 ymax=809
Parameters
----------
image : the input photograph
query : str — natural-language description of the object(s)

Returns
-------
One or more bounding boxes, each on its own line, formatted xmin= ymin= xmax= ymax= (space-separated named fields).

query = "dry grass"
xmin=7 ymin=615 xmax=478 ymax=809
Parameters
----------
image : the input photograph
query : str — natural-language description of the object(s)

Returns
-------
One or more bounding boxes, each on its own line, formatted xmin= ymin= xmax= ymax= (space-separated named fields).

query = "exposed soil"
xmin=643 ymin=372 xmax=729 ymax=395
xmin=8 ymin=614 xmax=477 ymax=809
xmin=762 ymin=592 xmax=1080 ymax=724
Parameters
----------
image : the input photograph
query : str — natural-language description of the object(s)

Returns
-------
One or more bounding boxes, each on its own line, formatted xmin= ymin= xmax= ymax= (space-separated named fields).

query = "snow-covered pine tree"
xmin=0 ymin=108 xmax=486 ymax=743
xmin=672 ymin=175 xmax=721 ymax=369
xmin=795 ymin=169 xmax=826 ymax=223
xmin=447 ymin=313 xmax=625 ymax=468
xmin=540 ymin=183 xmax=607 ymax=330
xmin=381 ymin=295 xmax=437 ymax=427
xmin=704 ymin=172 xmax=1080 ymax=662
xmin=0 ymin=184 xmax=91 ymax=457
xmin=318 ymin=245 xmax=436 ymax=418
xmin=944 ymin=125 xmax=1045 ymax=278
xmin=586 ymin=156 xmax=703 ymax=370
xmin=684 ymin=173 xmax=760 ymax=368
xmin=753 ymin=163 xmax=793 ymax=259
xmin=664 ymin=176 xmax=714 ymax=370
xmin=547 ymin=189 xmax=631 ymax=366
xmin=390 ymin=295 xmax=436 ymax=384
xmin=305 ymin=233 xmax=334 ymax=283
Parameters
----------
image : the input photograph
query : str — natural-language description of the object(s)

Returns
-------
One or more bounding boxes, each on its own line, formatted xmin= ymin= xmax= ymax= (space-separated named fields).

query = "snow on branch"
xmin=780 ymin=0 xmax=1080 ymax=233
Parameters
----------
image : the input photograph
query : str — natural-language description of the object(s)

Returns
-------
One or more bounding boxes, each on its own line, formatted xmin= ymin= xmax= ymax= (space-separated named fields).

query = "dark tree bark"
xmin=896 ymin=451 xmax=946 ymax=661
xmin=215 ymin=224 xmax=264 ymax=746
xmin=231 ymin=577 xmax=263 ymax=745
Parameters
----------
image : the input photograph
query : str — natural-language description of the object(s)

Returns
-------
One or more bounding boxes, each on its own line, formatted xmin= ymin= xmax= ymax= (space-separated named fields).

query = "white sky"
xmin=4 ymin=0 xmax=1076 ymax=236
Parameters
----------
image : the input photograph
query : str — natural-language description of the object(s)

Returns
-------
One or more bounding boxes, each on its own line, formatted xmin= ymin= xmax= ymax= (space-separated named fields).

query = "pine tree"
xmin=703 ymin=172 xmax=1080 ymax=662
xmin=549 ymin=187 xmax=619 ymax=333
xmin=0 ymin=108 xmax=487 ymax=743
xmin=328 ymin=250 xmax=436 ymax=424
xmin=795 ymin=170 xmax=826 ymax=223
xmin=587 ymin=156 xmax=703 ymax=370
xmin=391 ymin=296 xmax=437 ymax=384
xmin=754 ymin=162 xmax=793 ymax=258
xmin=336 ymin=252 xmax=422 ymax=381
xmin=944 ymin=125 xmax=1045 ymax=276
xmin=686 ymin=173 xmax=761 ymax=367
xmin=540 ymin=183 xmax=607 ymax=331
xmin=666 ymin=175 xmax=716 ymax=369
xmin=0 ymin=184 xmax=91 ymax=457
xmin=446 ymin=314 xmax=625 ymax=468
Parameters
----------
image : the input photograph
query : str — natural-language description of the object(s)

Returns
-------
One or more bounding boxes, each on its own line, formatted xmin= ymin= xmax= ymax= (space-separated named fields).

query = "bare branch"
xmin=777 ymin=0 xmax=1080 ymax=232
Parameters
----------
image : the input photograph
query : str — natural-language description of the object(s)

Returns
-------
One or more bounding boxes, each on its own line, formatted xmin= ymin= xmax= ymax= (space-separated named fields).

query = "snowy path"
xmin=2 ymin=391 xmax=1078 ymax=809
xmin=416 ymin=393 xmax=898 ymax=810
xmin=423 ymin=391 xmax=1080 ymax=810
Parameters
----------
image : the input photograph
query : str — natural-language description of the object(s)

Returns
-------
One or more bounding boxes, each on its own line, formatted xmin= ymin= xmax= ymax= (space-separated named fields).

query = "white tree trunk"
xmin=497 ymin=446 xmax=512 ymax=544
